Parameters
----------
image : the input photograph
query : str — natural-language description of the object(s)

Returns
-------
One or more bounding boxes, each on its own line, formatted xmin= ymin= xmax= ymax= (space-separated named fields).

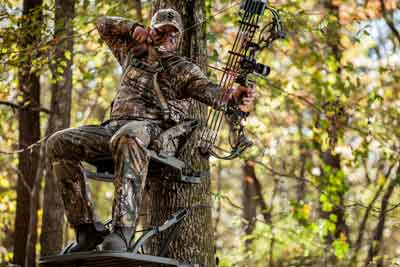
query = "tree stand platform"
xmin=39 ymin=252 xmax=197 ymax=267
xmin=39 ymin=209 xmax=198 ymax=267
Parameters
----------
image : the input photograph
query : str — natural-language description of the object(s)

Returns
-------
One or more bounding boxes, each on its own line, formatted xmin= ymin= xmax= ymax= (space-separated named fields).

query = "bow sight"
xmin=198 ymin=0 xmax=285 ymax=160
xmin=236 ymin=43 xmax=271 ymax=86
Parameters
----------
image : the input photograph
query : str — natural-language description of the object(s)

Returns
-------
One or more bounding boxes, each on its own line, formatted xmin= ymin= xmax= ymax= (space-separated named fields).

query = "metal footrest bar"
xmin=132 ymin=209 xmax=188 ymax=253
xmin=84 ymin=170 xmax=114 ymax=182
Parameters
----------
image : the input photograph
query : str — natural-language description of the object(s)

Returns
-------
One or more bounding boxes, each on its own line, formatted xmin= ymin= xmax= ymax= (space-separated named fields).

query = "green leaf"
xmin=207 ymin=32 xmax=216 ymax=43
xmin=333 ymin=239 xmax=349 ymax=259
xmin=329 ymin=214 xmax=337 ymax=222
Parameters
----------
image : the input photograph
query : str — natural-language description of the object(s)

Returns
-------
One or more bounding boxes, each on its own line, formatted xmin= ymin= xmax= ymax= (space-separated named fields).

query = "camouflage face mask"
xmin=152 ymin=28 xmax=180 ymax=53
xmin=154 ymin=27 xmax=179 ymax=42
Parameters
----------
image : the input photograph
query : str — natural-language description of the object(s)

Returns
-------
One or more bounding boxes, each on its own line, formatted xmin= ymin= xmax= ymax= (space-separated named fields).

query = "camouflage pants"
xmin=46 ymin=120 xmax=162 ymax=228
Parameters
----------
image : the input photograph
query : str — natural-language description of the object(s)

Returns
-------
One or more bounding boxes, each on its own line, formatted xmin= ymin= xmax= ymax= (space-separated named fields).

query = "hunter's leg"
xmin=110 ymin=121 xmax=161 ymax=228
xmin=103 ymin=121 xmax=161 ymax=250
xmin=46 ymin=125 xmax=112 ymax=251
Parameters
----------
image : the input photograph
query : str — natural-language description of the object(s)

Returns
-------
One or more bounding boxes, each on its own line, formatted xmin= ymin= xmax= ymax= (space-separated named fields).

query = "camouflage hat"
xmin=151 ymin=9 xmax=183 ymax=34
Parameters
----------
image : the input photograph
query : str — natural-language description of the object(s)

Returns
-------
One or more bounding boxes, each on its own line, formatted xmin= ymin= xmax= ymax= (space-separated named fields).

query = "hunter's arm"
xmin=95 ymin=16 xmax=143 ymax=65
xmin=180 ymin=64 xmax=225 ymax=108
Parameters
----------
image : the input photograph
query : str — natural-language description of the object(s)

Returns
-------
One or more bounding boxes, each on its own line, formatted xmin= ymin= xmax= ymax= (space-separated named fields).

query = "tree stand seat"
xmin=84 ymin=148 xmax=208 ymax=185
xmin=84 ymin=120 xmax=208 ymax=184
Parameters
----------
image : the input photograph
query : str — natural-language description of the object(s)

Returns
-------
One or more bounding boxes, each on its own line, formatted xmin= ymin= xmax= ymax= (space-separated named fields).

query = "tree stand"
xmin=39 ymin=122 xmax=206 ymax=267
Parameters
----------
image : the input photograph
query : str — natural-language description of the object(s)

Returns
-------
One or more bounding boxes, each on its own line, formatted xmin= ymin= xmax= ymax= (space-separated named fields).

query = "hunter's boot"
xmin=69 ymin=223 xmax=107 ymax=253
xmin=101 ymin=227 xmax=135 ymax=252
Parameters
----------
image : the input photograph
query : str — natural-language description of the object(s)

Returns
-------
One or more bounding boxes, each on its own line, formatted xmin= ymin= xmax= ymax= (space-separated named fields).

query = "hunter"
xmin=46 ymin=9 xmax=256 ymax=252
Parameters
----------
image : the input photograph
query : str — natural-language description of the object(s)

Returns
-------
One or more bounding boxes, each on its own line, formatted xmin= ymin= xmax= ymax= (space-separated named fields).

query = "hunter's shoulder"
xmin=95 ymin=16 xmax=138 ymax=34
xmin=96 ymin=15 xmax=130 ymax=24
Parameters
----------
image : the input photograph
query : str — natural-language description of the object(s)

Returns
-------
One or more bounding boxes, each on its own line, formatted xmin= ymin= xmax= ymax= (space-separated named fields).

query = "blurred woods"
xmin=0 ymin=0 xmax=399 ymax=267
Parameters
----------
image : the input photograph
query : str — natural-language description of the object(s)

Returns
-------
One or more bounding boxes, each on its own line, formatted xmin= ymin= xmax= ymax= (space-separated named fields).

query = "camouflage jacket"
xmin=95 ymin=16 xmax=223 ymax=123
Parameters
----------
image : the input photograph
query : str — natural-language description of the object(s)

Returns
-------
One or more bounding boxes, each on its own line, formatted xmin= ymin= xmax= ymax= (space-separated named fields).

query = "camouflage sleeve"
xmin=95 ymin=16 xmax=142 ymax=65
xmin=180 ymin=63 xmax=224 ymax=108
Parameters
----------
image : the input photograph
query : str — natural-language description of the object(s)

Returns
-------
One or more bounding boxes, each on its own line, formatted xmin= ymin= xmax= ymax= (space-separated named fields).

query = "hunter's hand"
xmin=131 ymin=26 xmax=155 ymax=44
xmin=132 ymin=26 xmax=147 ymax=43
xmin=131 ymin=26 xmax=166 ymax=45
xmin=232 ymin=84 xmax=256 ymax=112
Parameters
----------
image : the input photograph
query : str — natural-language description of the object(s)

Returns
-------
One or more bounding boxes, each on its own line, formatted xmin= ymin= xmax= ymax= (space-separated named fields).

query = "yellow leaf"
xmin=326 ymin=111 xmax=335 ymax=117
xmin=377 ymin=174 xmax=386 ymax=186
xmin=0 ymin=178 xmax=9 ymax=188
xmin=340 ymin=232 xmax=347 ymax=242
xmin=303 ymin=204 xmax=311 ymax=219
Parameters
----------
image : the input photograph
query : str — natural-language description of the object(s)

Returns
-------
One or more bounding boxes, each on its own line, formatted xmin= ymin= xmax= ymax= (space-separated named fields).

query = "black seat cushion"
xmin=86 ymin=157 xmax=114 ymax=174
xmin=85 ymin=155 xmax=179 ymax=179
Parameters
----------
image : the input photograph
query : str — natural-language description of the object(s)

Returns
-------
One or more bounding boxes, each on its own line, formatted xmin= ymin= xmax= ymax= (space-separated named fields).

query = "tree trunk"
xmin=40 ymin=0 xmax=74 ymax=256
xmin=365 ymin=170 xmax=398 ymax=267
xmin=13 ymin=0 xmax=43 ymax=266
xmin=319 ymin=0 xmax=350 ymax=253
xmin=242 ymin=162 xmax=257 ymax=247
xmin=147 ymin=1 xmax=214 ymax=267
xmin=132 ymin=0 xmax=144 ymax=23
xmin=296 ymin=113 xmax=307 ymax=202
xmin=242 ymin=161 xmax=275 ymax=265
xmin=351 ymin=183 xmax=384 ymax=264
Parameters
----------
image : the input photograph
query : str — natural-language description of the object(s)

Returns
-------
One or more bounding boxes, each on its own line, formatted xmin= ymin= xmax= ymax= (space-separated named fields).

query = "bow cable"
xmin=199 ymin=0 xmax=275 ymax=159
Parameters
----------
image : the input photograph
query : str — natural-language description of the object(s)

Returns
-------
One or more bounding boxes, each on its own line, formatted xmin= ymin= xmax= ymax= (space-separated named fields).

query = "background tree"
xmin=13 ymin=0 xmax=43 ymax=266
xmin=40 ymin=0 xmax=75 ymax=256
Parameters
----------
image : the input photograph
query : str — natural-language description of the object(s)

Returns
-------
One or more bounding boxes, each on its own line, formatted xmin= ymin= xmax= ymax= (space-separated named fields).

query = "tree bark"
xmin=13 ymin=0 xmax=43 ymax=266
xmin=147 ymin=1 xmax=214 ymax=267
xmin=40 ymin=0 xmax=74 ymax=256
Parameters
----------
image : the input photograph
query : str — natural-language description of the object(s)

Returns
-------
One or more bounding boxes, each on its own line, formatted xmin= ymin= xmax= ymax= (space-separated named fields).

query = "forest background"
xmin=0 ymin=0 xmax=399 ymax=266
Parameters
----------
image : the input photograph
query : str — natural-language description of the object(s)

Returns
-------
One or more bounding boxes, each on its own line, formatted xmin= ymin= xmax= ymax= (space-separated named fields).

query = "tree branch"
xmin=379 ymin=0 xmax=400 ymax=44
xmin=0 ymin=100 xmax=52 ymax=114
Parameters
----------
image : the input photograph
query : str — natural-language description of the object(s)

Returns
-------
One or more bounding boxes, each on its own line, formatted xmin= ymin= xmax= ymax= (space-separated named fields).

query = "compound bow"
xmin=198 ymin=0 xmax=285 ymax=160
